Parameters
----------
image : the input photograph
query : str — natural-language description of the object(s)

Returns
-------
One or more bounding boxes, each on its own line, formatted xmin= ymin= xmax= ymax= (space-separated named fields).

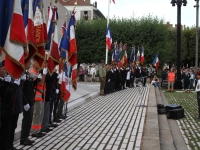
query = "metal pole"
xmin=196 ymin=0 xmax=199 ymax=72
xmin=106 ymin=0 xmax=110 ymax=64
xmin=176 ymin=2 xmax=181 ymax=81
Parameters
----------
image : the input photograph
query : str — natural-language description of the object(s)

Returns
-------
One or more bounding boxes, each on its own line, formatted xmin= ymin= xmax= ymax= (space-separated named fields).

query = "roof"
xmin=58 ymin=0 xmax=93 ymax=6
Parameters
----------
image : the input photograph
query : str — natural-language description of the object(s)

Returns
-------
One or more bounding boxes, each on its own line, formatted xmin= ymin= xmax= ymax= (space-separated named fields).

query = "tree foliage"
xmin=75 ymin=15 xmax=199 ymax=67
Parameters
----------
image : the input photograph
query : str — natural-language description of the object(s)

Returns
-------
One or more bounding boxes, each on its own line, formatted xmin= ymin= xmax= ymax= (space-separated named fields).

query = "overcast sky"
xmin=91 ymin=0 xmax=197 ymax=27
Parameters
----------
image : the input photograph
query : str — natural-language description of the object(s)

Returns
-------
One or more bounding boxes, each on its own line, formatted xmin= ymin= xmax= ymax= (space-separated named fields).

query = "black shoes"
xmin=53 ymin=118 xmax=61 ymax=123
xmin=57 ymin=114 xmax=66 ymax=119
xmin=41 ymin=128 xmax=53 ymax=133
xmin=20 ymin=138 xmax=32 ymax=146
xmin=49 ymin=123 xmax=58 ymax=128
xmin=31 ymin=132 xmax=46 ymax=138
xmin=28 ymin=138 xmax=35 ymax=143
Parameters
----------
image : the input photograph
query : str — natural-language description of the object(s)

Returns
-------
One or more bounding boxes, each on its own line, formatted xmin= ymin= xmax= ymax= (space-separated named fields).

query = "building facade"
xmin=59 ymin=0 xmax=105 ymax=20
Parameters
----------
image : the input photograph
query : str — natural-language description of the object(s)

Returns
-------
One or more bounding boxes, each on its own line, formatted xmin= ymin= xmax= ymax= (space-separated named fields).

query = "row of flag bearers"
xmin=0 ymin=60 xmax=71 ymax=150
xmin=0 ymin=0 xmax=78 ymax=150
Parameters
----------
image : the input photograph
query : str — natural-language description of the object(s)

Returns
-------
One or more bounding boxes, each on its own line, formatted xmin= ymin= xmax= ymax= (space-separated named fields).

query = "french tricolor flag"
xmin=106 ymin=24 xmax=112 ymax=51
xmin=0 ymin=0 xmax=27 ymax=79
xmin=140 ymin=46 xmax=145 ymax=65
xmin=21 ymin=0 xmax=37 ymax=64
xmin=152 ymin=54 xmax=159 ymax=70
xmin=48 ymin=22 xmax=60 ymax=74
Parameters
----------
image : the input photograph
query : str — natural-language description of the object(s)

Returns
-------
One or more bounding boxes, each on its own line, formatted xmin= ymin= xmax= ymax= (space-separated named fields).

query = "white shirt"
xmin=90 ymin=67 xmax=96 ymax=75
xmin=196 ymin=80 xmax=200 ymax=92
xmin=126 ymin=71 xmax=130 ymax=80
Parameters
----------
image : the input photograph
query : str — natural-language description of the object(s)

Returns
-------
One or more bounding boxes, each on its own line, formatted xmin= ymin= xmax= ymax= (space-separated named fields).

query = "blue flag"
xmin=0 ymin=0 xmax=14 ymax=47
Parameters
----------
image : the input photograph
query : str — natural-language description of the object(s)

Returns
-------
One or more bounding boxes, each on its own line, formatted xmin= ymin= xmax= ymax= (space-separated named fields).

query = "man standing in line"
xmin=0 ymin=61 xmax=18 ymax=150
xmin=98 ymin=60 xmax=106 ymax=95
xmin=20 ymin=61 xmax=35 ymax=146
xmin=30 ymin=60 xmax=47 ymax=137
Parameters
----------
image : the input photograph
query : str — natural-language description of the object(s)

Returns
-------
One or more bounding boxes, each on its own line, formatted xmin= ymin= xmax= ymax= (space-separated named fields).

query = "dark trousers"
xmin=57 ymin=98 xmax=65 ymax=117
xmin=53 ymin=98 xmax=59 ymax=120
xmin=10 ymin=114 xmax=19 ymax=148
xmin=49 ymin=94 xmax=55 ymax=124
xmin=42 ymin=101 xmax=50 ymax=129
xmin=197 ymin=92 xmax=200 ymax=117
xmin=143 ymin=77 xmax=146 ymax=86
xmin=0 ymin=115 xmax=12 ymax=150
xmin=121 ymin=78 xmax=126 ymax=89
xmin=130 ymin=76 xmax=135 ymax=87
xmin=21 ymin=106 xmax=33 ymax=140
xmin=126 ymin=80 xmax=130 ymax=87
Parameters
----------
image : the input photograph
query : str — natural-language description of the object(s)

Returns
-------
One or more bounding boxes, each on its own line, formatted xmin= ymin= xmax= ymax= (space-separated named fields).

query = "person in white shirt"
xmin=195 ymin=72 xmax=200 ymax=119
xmin=90 ymin=65 xmax=96 ymax=82
xmin=190 ymin=71 xmax=195 ymax=90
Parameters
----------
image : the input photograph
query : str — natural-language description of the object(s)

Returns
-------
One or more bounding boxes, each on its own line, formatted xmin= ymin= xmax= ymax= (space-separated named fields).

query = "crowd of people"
xmin=0 ymin=60 xmax=67 ymax=150
xmin=161 ymin=66 xmax=198 ymax=92
xmin=97 ymin=61 xmax=153 ymax=95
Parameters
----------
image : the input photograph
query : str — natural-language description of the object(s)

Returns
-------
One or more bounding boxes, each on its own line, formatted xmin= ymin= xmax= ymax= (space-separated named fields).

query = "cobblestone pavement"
xmin=165 ymin=92 xmax=200 ymax=150
xmin=14 ymin=86 xmax=149 ymax=150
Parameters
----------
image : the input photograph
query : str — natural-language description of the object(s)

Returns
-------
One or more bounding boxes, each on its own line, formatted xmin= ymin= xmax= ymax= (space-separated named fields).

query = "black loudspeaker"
xmin=165 ymin=104 xmax=182 ymax=112
xmin=157 ymin=104 xmax=166 ymax=114
xmin=166 ymin=108 xmax=184 ymax=120
xmin=157 ymin=108 xmax=166 ymax=114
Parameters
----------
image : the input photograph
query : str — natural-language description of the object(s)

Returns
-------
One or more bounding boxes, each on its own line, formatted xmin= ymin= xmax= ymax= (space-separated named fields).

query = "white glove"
xmin=14 ymin=79 xmax=21 ymax=85
xmin=5 ymin=76 xmax=11 ymax=82
xmin=108 ymin=79 xmax=110 ymax=82
xmin=43 ymin=68 xmax=48 ymax=75
xmin=20 ymin=74 xmax=26 ymax=80
xmin=45 ymin=51 xmax=49 ymax=55
xmin=55 ymin=89 xmax=59 ymax=94
xmin=37 ymin=73 xmax=42 ymax=79
xmin=57 ymin=74 xmax=62 ymax=79
xmin=24 ymin=104 xmax=30 ymax=111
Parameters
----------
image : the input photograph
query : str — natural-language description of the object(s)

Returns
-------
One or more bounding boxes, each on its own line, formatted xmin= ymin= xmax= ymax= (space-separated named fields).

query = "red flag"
xmin=71 ymin=63 xmax=77 ymax=90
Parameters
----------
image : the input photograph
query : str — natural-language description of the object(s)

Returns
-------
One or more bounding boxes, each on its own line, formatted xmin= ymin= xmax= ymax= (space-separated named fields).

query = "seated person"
xmin=151 ymin=75 xmax=160 ymax=87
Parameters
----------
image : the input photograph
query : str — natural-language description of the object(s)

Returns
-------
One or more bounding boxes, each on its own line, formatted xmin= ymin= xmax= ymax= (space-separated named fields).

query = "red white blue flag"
xmin=60 ymin=12 xmax=77 ymax=90
xmin=21 ymin=0 xmax=37 ymax=64
xmin=0 ymin=0 xmax=27 ymax=79
xmin=152 ymin=54 xmax=159 ymax=70
xmin=106 ymin=24 xmax=112 ymax=51
xmin=136 ymin=48 xmax=140 ymax=63
xmin=140 ymin=46 xmax=145 ymax=65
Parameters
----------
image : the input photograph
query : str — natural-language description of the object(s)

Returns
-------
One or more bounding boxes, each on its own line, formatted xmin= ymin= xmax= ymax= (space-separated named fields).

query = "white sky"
xmin=91 ymin=0 xmax=197 ymax=27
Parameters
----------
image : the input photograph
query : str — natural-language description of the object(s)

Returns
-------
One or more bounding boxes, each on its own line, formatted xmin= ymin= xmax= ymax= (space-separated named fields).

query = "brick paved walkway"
xmin=14 ymin=86 xmax=149 ymax=150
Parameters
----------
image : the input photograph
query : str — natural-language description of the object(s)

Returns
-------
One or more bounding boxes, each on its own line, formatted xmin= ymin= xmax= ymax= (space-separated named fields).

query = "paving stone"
xmin=14 ymin=85 xmax=149 ymax=150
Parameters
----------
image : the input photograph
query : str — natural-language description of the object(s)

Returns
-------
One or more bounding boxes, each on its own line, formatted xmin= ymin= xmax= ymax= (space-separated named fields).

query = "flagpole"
xmin=106 ymin=0 xmax=110 ymax=64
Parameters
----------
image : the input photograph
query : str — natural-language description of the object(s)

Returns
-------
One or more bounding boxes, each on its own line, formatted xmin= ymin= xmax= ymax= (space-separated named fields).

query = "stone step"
xmin=160 ymin=91 xmax=188 ymax=150
xmin=155 ymin=88 xmax=176 ymax=150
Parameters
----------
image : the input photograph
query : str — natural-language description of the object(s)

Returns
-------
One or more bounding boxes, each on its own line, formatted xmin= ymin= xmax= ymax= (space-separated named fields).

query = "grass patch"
xmin=164 ymin=92 xmax=200 ymax=149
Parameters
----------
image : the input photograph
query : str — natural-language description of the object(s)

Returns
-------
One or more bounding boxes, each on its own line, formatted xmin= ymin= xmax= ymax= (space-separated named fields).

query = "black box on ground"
xmin=166 ymin=108 xmax=184 ymax=120
xmin=165 ymin=104 xmax=182 ymax=112
xmin=157 ymin=108 xmax=166 ymax=114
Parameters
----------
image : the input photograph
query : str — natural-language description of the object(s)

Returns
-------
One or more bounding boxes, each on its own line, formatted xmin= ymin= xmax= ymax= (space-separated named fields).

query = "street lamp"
xmin=171 ymin=0 xmax=187 ymax=89
xmin=194 ymin=0 xmax=199 ymax=73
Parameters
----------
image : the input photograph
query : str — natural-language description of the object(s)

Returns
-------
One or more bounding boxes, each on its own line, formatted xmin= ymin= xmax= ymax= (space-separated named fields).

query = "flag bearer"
xmin=195 ymin=72 xmax=200 ymax=119
xmin=99 ymin=60 xmax=106 ymax=95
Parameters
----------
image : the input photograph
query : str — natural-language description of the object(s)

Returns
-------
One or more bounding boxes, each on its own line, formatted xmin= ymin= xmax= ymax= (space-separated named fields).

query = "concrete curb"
xmin=142 ymin=85 xmax=161 ymax=150
xmin=14 ymin=92 xmax=100 ymax=141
